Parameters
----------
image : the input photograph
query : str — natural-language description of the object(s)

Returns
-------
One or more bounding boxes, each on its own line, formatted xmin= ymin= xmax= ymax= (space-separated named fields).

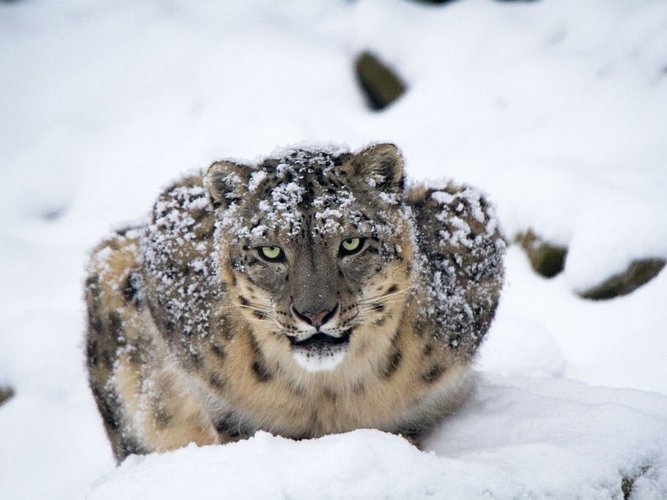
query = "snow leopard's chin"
xmin=289 ymin=332 xmax=351 ymax=372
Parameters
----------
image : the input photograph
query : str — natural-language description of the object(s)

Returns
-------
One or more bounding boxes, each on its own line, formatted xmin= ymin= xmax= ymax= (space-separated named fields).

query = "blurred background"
xmin=1 ymin=0 xmax=666 ymax=497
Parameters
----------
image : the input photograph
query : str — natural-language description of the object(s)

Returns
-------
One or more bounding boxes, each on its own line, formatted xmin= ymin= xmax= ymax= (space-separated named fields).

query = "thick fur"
xmin=85 ymin=144 xmax=505 ymax=462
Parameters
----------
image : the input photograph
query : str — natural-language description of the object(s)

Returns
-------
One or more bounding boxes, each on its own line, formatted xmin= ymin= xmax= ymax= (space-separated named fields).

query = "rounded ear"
xmin=205 ymin=160 xmax=249 ymax=207
xmin=351 ymin=143 xmax=404 ymax=194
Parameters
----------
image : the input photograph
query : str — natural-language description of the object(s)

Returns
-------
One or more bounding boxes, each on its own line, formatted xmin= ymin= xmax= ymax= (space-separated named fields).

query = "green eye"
xmin=340 ymin=237 xmax=364 ymax=255
xmin=342 ymin=238 xmax=360 ymax=251
xmin=260 ymin=246 xmax=283 ymax=261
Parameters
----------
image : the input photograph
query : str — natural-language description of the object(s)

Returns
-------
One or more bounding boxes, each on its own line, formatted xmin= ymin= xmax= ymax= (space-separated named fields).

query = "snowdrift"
xmin=89 ymin=377 xmax=667 ymax=499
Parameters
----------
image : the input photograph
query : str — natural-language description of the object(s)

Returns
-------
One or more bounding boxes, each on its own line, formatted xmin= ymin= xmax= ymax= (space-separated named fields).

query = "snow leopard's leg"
xmin=85 ymin=230 xmax=149 ymax=461
xmin=85 ymin=230 xmax=220 ymax=462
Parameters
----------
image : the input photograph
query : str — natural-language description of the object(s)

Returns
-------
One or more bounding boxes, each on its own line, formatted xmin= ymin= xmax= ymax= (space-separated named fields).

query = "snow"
xmin=2 ymin=0 xmax=667 ymax=498
xmin=89 ymin=378 xmax=667 ymax=500
xmin=260 ymin=179 xmax=307 ymax=237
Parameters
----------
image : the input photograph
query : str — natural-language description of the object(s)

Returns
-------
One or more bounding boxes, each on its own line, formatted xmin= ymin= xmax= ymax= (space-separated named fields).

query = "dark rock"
xmin=621 ymin=465 xmax=651 ymax=500
xmin=407 ymin=0 xmax=458 ymax=4
xmin=407 ymin=0 xmax=538 ymax=3
xmin=41 ymin=207 xmax=66 ymax=221
xmin=579 ymin=259 xmax=665 ymax=300
xmin=354 ymin=51 xmax=406 ymax=111
xmin=518 ymin=230 xmax=567 ymax=278
xmin=0 ymin=386 xmax=14 ymax=407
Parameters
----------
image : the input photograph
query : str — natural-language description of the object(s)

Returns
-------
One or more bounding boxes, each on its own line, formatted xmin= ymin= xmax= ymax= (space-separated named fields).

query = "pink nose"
xmin=292 ymin=304 xmax=338 ymax=327
xmin=303 ymin=310 xmax=328 ymax=327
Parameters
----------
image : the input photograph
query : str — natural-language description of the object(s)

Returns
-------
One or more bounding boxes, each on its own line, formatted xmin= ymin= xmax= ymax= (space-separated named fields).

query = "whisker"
xmin=366 ymin=295 xmax=407 ymax=306
xmin=358 ymin=303 xmax=402 ymax=315
xmin=224 ymin=314 xmax=275 ymax=324
xmin=237 ymin=304 xmax=274 ymax=315
xmin=359 ymin=296 xmax=405 ymax=307
xmin=358 ymin=286 xmax=412 ymax=305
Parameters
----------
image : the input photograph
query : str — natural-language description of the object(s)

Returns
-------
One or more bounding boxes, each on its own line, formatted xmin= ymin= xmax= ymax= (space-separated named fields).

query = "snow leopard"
xmin=85 ymin=143 xmax=505 ymax=462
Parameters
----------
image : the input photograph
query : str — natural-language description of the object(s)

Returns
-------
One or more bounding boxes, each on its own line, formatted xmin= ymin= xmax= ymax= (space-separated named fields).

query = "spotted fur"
xmin=85 ymin=143 xmax=505 ymax=462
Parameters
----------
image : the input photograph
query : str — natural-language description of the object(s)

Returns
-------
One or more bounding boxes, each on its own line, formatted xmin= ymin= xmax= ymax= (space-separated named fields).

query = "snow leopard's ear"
xmin=351 ymin=143 xmax=404 ymax=195
xmin=205 ymin=160 xmax=250 ymax=207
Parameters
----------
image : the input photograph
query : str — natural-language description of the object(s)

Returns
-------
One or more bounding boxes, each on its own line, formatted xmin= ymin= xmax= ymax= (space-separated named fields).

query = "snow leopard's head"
xmin=207 ymin=144 xmax=415 ymax=373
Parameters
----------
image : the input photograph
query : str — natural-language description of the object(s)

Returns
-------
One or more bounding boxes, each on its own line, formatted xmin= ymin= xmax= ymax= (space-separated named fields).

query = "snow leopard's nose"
xmin=292 ymin=303 xmax=338 ymax=328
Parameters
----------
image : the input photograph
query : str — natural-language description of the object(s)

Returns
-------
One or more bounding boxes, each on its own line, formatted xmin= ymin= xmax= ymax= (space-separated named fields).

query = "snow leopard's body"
xmin=85 ymin=144 xmax=504 ymax=462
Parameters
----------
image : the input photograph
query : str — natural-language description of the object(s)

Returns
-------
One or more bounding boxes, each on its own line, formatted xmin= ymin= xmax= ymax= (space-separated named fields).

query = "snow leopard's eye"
xmin=339 ymin=237 xmax=365 ymax=256
xmin=259 ymin=246 xmax=285 ymax=262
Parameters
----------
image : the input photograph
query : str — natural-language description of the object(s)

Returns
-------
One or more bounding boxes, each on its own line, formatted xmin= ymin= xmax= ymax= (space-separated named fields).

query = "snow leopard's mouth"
xmin=288 ymin=330 xmax=352 ymax=372
xmin=287 ymin=330 xmax=352 ymax=350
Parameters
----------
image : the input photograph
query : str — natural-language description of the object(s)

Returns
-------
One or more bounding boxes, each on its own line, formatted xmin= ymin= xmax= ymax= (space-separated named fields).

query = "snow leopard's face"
xmin=208 ymin=144 xmax=414 ymax=372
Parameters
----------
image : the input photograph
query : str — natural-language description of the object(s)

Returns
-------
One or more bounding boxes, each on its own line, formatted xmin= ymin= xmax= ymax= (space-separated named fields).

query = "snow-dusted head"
xmin=207 ymin=144 xmax=415 ymax=373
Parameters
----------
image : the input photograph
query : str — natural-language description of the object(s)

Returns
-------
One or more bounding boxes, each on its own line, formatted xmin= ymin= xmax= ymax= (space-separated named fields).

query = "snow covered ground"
xmin=1 ymin=0 xmax=667 ymax=498
xmin=88 ymin=378 xmax=667 ymax=500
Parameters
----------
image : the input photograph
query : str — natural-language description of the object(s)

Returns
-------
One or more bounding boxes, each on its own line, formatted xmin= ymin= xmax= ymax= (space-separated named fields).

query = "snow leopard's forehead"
xmin=222 ymin=148 xmax=403 ymax=244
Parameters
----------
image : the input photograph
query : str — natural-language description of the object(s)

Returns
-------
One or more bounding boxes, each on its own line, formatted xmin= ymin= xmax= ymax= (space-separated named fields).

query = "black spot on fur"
xmin=120 ymin=435 xmax=148 ymax=459
xmin=386 ymin=284 xmax=398 ymax=294
xmin=108 ymin=311 xmax=123 ymax=337
xmin=252 ymin=311 xmax=266 ymax=320
xmin=209 ymin=373 xmax=226 ymax=390
xmin=89 ymin=313 xmax=104 ymax=334
xmin=215 ymin=417 xmax=237 ymax=434
xmin=301 ymin=183 xmax=314 ymax=208
xmin=247 ymin=333 xmax=272 ymax=382
xmin=413 ymin=324 xmax=425 ymax=337
xmin=102 ymin=350 xmax=114 ymax=370
xmin=372 ymin=303 xmax=385 ymax=313
xmin=86 ymin=338 xmax=98 ymax=367
xmin=210 ymin=343 xmax=226 ymax=361
xmin=248 ymin=333 xmax=261 ymax=354
xmin=238 ymin=295 xmax=249 ymax=306
xmin=395 ymin=426 xmax=424 ymax=447
xmin=86 ymin=275 xmax=100 ymax=292
xmin=93 ymin=387 xmax=121 ymax=431
xmin=122 ymin=273 xmax=140 ymax=304
xmin=188 ymin=350 xmax=204 ymax=370
xmin=421 ymin=365 xmax=445 ymax=384
xmin=251 ymin=359 xmax=273 ymax=383
xmin=381 ymin=350 xmax=402 ymax=378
